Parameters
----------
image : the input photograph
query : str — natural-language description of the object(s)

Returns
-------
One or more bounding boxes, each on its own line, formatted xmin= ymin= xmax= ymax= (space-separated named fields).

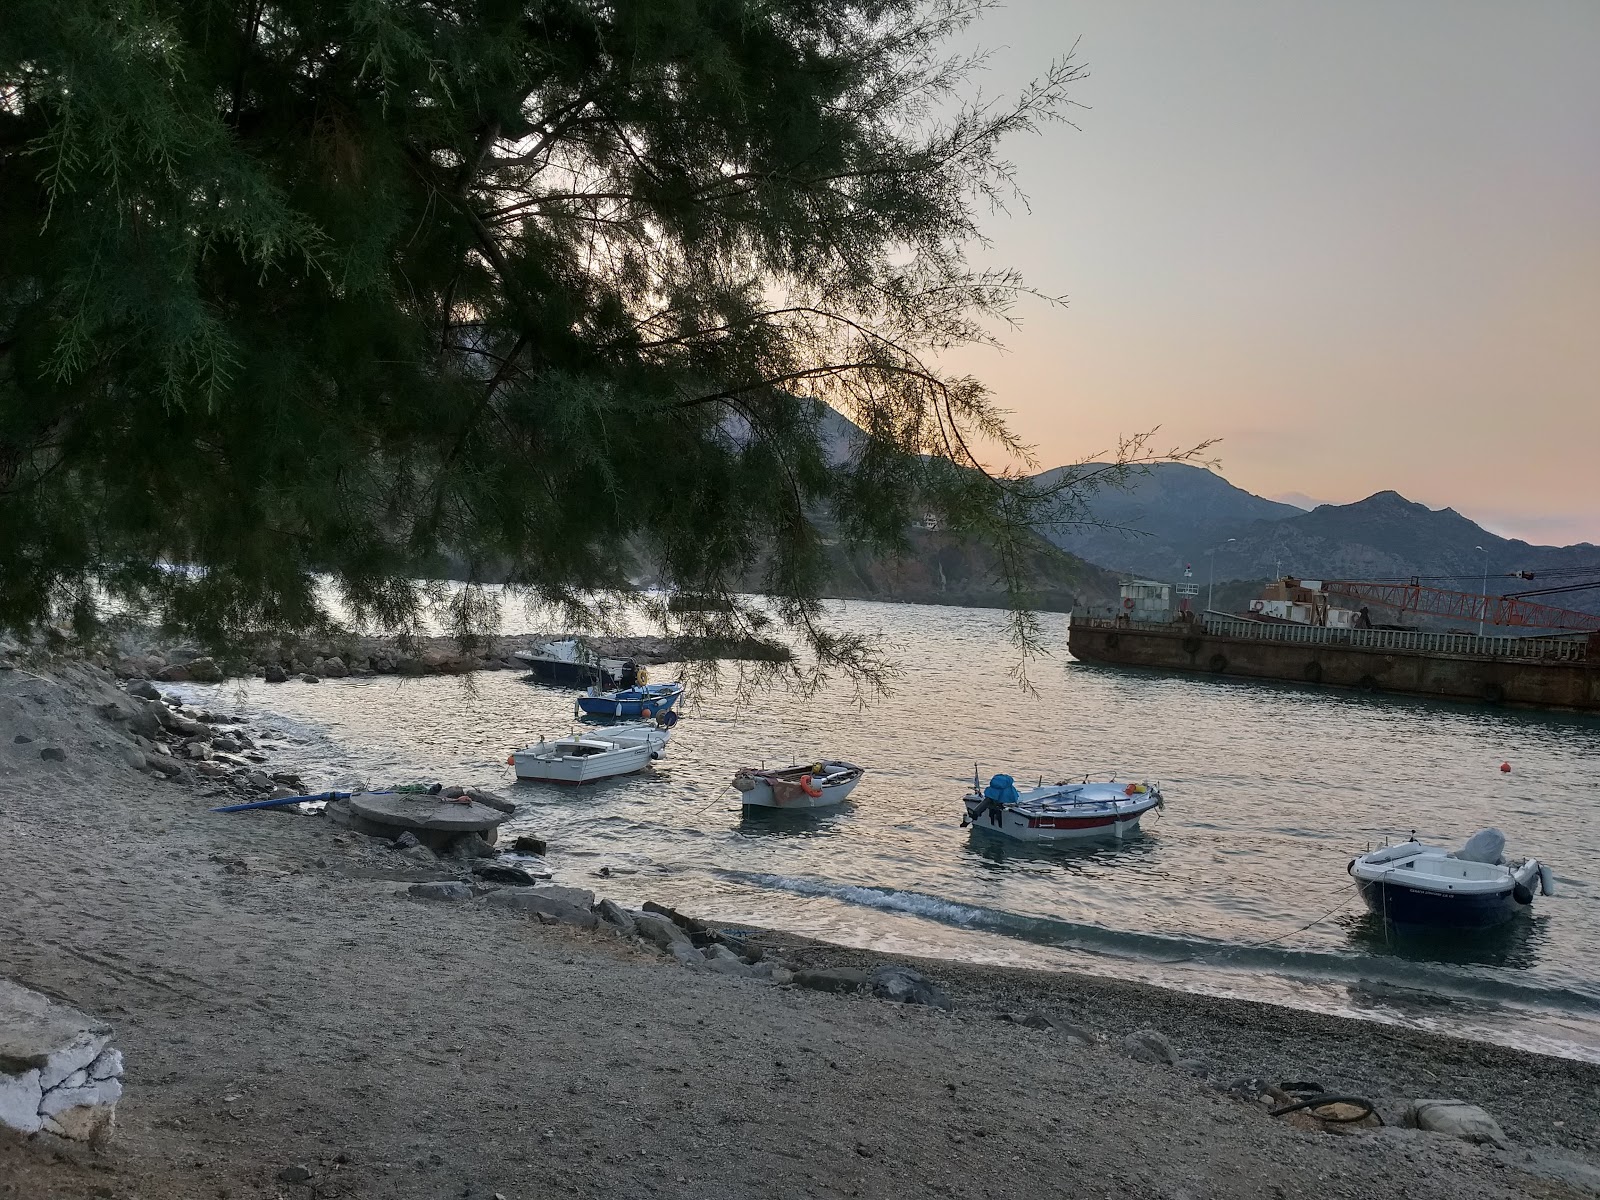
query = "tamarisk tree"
xmin=0 ymin=0 xmax=1175 ymax=680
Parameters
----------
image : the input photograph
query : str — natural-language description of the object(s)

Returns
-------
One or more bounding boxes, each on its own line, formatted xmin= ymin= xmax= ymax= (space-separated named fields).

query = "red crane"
xmin=1324 ymin=580 xmax=1600 ymax=631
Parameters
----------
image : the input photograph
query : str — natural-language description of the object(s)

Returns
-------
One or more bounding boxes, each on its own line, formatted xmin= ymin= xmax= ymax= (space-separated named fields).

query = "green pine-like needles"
xmin=0 ymin=0 xmax=1161 ymax=686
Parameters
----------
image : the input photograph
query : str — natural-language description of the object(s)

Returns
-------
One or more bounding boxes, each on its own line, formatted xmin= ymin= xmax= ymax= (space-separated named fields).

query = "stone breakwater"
xmin=96 ymin=630 xmax=789 ymax=685
xmin=0 ymin=980 xmax=124 ymax=1143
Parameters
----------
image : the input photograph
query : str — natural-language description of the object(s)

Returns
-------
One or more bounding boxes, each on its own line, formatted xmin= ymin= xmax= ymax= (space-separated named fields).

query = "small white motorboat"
xmin=509 ymin=733 xmax=655 ymax=784
xmin=1348 ymin=829 xmax=1554 ymax=928
xmin=962 ymin=772 xmax=1163 ymax=842
xmin=585 ymin=720 xmax=673 ymax=756
xmin=733 ymin=761 xmax=864 ymax=809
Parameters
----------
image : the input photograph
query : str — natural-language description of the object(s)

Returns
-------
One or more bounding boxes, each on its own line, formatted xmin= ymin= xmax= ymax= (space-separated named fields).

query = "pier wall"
xmin=1067 ymin=619 xmax=1600 ymax=712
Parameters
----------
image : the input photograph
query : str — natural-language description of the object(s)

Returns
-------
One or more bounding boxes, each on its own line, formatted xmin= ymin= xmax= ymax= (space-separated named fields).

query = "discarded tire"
xmin=1303 ymin=661 xmax=1323 ymax=683
xmin=1104 ymin=633 xmax=1120 ymax=650
xmin=1182 ymin=635 xmax=1203 ymax=654
xmin=1357 ymin=675 xmax=1379 ymax=692
xmin=1208 ymin=654 xmax=1228 ymax=673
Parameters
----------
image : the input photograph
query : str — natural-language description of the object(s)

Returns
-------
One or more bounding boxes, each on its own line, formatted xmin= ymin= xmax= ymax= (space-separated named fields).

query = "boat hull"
xmin=738 ymin=775 xmax=862 ymax=809
xmin=575 ymin=686 xmax=683 ymax=719
xmin=963 ymin=798 xmax=1156 ymax=842
xmin=511 ymin=742 xmax=652 ymax=784
xmin=1354 ymin=878 xmax=1526 ymax=928
xmin=520 ymin=658 xmax=626 ymax=690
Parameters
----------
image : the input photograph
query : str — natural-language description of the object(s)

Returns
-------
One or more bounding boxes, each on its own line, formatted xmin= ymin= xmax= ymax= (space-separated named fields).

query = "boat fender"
xmin=732 ymin=774 xmax=756 ymax=792
xmin=506 ymin=754 xmax=515 ymax=766
xmin=1347 ymin=858 xmax=1356 ymax=876
xmin=1513 ymin=882 xmax=1534 ymax=906
xmin=799 ymin=775 xmax=823 ymax=798
xmin=1539 ymin=864 xmax=1555 ymax=896
xmin=661 ymin=711 xmax=679 ymax=728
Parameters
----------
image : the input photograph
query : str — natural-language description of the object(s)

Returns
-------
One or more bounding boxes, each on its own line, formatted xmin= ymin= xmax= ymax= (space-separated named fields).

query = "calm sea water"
xmin=174 ymin=600 xmax=1600 ymax=1061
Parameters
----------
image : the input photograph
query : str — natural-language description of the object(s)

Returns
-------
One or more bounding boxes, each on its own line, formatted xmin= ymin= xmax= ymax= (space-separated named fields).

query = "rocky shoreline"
xmin=4 ymin=657 xmax=1600 ymax=1199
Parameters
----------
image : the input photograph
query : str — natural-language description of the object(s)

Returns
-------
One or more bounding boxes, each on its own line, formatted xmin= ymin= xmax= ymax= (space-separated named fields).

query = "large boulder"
xmin=126 ymin=680 xmax=161 ymax=702
xmin=263 ymin=664 xmax=288 ymax=683
xmin=596 ymin=899 xmax=637 ymax=935
xmin=1403 ymin=1099 xmax=1509 ymax=1147
xmin=868 ymin=965 xmax=950 ymax=1009
xmin=408 ymin=882 xmax=473 ymax=902
xmin=1120 ymin=1029 xmax=1178 ymax=1066
xmin=791 ymin=968 xmax=869 ymax=995
xmin=634 ymin=912 xmax=694 ymax=954
xmin=482 ymin=888 xmax=599 ymax=928
xmin=185 ymin=657 xmax=223 ymax=683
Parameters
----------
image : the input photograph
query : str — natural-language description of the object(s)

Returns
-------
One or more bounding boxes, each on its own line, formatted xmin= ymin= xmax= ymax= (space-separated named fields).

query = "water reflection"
xmin=961 ymin=828 xmax=1161 ymax=872
xmin=1338 ymin=909 xmax=1546 ymax=971
xmin=735 ymin=803 xmax=854 ymax=839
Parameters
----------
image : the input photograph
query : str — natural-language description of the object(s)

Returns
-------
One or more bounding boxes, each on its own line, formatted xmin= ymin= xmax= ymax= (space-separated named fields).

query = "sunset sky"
xmin=943 ymin=1 xmax=1600 ymax=545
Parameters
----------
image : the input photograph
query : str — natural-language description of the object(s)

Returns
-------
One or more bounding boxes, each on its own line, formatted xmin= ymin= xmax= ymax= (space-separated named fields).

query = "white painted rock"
xmin=0 ymin=1069 xmax=43 ymax=1135
xmin=1404 ymin=1099 xmax=1509 ymax=1147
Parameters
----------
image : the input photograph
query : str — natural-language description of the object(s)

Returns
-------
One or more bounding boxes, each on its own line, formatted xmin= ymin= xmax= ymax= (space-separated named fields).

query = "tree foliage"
xmin=0 ymin=0 xmax=1179 ymax=682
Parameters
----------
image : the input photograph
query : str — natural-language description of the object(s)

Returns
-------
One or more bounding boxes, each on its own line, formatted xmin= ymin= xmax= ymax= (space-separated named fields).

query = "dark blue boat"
xmin=1348 ymin=834 xmax=1549 ymax=929
xmin=575 ymin=682 xmax=684 ymax=720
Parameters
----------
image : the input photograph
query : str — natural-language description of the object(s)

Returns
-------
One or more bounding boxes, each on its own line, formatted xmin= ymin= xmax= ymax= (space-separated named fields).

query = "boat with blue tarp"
xmin=575 ymin=681 xmax=685 ymax=720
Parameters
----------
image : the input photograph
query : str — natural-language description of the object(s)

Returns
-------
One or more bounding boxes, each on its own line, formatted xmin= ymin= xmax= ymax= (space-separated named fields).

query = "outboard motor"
xmin=1456 ymin=828 xmax=1506 ymax=865
xmin=619 ymin=659 xmax=638 ymax=689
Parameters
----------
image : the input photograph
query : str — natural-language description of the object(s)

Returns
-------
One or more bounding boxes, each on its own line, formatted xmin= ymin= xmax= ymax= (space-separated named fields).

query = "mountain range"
xmin=1033 ymin=462 xmax=1600 ymax=613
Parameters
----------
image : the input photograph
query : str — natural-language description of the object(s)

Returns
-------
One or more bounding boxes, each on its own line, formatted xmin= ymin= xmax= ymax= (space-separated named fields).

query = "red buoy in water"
xmin=1500 ymin=761 xmax=1512 ymax=773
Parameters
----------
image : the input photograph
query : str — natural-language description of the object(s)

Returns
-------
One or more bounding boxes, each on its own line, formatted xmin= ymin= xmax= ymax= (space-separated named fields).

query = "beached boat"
xmin=733 ymin=761 xmax=864 ymax=809
xmin=508 ymin=733 xmax=656 ymax=784
xmin=1348 ymin=829 xmax=1553 ymax=928
xmin=961 ymin=773 xmax=1163 ymax=842
xmin=514 ymin=639 xmax=636 ymax=691
xmin=575 ymin=681 xmax=684 ymax=720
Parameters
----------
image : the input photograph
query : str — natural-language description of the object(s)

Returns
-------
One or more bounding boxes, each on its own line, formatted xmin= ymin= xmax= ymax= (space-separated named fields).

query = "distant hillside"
xmin=818 ymin=526 xmax=1120 ymax=613
xmin=1033 ymin=462 xmax=1304 ymax=581
xmin=1029 ymin=460 xmax=1600 ymax=617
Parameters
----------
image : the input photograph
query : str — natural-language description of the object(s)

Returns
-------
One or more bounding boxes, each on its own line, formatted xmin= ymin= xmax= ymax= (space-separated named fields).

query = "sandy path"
xmin=1 ymin=662 xmax=1597 ymax=1200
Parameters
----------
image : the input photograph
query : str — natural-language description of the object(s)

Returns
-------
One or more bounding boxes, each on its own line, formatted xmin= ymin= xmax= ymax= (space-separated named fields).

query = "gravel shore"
xmin=3 ymin=660 xmax=1599 ymax=1199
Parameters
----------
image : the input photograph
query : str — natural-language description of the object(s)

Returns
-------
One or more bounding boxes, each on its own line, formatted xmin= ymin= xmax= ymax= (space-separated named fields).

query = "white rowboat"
xmin=510 ymin=734 xmax=655 ymax=784
xmin=733 ymin=761 xmax=864 ymax=809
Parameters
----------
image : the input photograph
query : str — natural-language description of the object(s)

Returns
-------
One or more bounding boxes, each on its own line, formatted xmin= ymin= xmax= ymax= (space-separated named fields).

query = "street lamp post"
xmin=1476 ymin=545 xmax=1489 ymax=636
xmin=1207 ymin=539 xmax=1236 ymax=612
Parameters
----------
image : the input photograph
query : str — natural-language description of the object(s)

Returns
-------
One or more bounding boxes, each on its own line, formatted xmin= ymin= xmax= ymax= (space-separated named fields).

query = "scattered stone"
xmin=511 ymin=835 xmax=547 ymax=855
xmin=264 ymin=664 xmax=288 ymax=684
xmin=1058 ymin=1023 xmax=1097 ymax=1047
xmin=87 ymin=1049 xmax=122 ymax=1081
xmin=300 ymin=673 xmax=320 ymax=684
xmin=408 ymin=882 xmax=473 ymax=901
xmin=38 ymin=748 xmax=67 ymax=763
xmin=156 ymin=663 xmax=192 ymax=683
xmin=1403 ymin=1099 xmax=1509 ymax=1147
xmin=1175 ymin=1058 xmax=1211 ymax=1078
xmin=195 ymin=762 xmax=231 ymax=779
xmin=122 ymin=748 xmax=147 ymax=771
xmin=271 ymin=771 xmax=304 ymax=788
xmin=246 ymin=769 xmax=273 ymax=791
xmin=700 ymin=944 xmax=752 ymax=976
xmin=155 ymin=707 xmax=207 ymax=738
xmin=268 ymin=786 xmax=302 ymax=802
xmin=12 ymin=734 xmax=32 ymax=744
xmin=1008 ymin=1010 xmax=1057 ymax=1031
xmin=441 ymin=785 xmax=465 ymax=799
xmin=278 ymin=1165 xmax=313 ymax=1184
xmin=126 ymin=680 xmax=161 ymax=701
xmin=394 ymin=831 xmax=422 ymax=849
xmin=791 ymin=968 xmax=869 ymax=995
xmin=184 ymin=742 xmax=213 ymax=760
xmin=317 ymin=656 xmax=349 ymax=678
xmin=212 ymin=735 xmax=242 ymax=753
xmin=1120 ymin=1029 xmax=1178 ymax=1066
xmin=867 ymin=965 xmax=950 ymax=1009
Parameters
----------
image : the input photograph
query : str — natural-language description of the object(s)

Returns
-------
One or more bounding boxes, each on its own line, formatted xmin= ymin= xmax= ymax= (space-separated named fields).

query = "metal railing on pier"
xmin=1073 ymin=612 xmax=1590 ymax=663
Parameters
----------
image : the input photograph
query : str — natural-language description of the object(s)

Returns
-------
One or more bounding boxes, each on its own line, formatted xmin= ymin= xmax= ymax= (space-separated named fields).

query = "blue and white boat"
xmin=1348 ymin=829 xmax=1553 ymax=929
xmin=575 ymin=681 xmax=684 ymax=720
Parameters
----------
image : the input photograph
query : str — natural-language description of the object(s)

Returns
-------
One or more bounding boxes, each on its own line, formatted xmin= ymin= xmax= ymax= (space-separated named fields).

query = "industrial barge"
xmin=1069 ymin=577 xmax=1600 ymax=713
